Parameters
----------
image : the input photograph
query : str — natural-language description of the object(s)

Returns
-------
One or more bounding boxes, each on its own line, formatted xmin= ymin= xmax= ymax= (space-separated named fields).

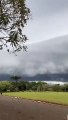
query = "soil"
xmin=0 ymin=95 xmax=68 ymax=120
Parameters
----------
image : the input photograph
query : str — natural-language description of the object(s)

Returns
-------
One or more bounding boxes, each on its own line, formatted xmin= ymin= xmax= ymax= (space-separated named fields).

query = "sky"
xmin=25 ymin=0 xmax=68 ymax=43
xmin=0 ymin=0 xmax=68 ymax=81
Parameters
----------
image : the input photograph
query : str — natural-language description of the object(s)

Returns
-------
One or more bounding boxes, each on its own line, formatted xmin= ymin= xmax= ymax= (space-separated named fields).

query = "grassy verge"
xmin=4 ymin=92 xmax=68 ymax=106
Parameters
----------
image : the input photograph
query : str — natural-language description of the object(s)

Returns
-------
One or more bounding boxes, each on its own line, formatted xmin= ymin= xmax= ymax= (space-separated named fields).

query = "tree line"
xmin=0 ymin=81 xmax=68 ymax=92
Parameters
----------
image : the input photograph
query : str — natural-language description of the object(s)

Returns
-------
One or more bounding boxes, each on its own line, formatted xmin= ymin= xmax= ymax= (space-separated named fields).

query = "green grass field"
xmin=4 ymin=92 xmax=68 ymax=106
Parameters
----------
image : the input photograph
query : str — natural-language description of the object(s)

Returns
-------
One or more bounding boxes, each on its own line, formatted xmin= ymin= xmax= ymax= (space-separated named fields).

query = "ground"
xmin=0 ymin=95 xmax=68 ymax=120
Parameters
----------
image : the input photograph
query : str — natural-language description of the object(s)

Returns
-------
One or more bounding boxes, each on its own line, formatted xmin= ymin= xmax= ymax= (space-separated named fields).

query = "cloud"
xmin=0 ymin=0 xmax=68 ymax=80
xmin=27 ymin=0 xmax=68 ymax=17
xmin=0 ymin=35 xmax=68 ymax=77
xmin=1 ymin=35 xmax=67 ymax=76
xmin=24 ymin=0 xmax=68 ymax=44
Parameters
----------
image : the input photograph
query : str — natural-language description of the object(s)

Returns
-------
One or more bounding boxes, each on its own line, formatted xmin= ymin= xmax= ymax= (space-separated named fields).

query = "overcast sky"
xmin=25 ymin=0 xmax=68 ymax=43
xmin=0 ymin=0 xmax=68 ymax=80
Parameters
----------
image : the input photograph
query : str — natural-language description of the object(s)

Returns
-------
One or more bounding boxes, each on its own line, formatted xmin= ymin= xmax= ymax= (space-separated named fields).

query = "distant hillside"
xmin=22 ymin=74 xmax=68 ymax=82
xmin=0 ymin=73 xmax=68 ymax=82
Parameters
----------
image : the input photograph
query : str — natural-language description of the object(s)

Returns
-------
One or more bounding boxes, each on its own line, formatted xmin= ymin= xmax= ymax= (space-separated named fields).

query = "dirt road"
xmin=0 ymin=95 xmax=68 ymax=120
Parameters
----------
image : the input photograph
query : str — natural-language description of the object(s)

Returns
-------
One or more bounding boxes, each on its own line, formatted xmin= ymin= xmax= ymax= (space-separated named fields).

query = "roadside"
xmin=0 ymin=95 xmax=68 ymax=120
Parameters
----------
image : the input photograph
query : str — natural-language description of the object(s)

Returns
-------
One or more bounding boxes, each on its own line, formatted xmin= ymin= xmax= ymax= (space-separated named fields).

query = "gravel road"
xmin=0 ymin=95 xmax=68 ymax=120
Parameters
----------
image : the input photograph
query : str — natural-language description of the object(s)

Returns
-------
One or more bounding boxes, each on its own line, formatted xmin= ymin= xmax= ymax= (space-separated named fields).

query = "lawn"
xmin=4 ymin=92 xmax=68 ymax=106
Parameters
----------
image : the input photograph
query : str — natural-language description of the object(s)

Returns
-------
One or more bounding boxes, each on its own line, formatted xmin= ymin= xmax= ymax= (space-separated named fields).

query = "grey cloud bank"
xmin=19 ymin=35 xmax=68 ymax=76
xmin=0 ymin=35 xmax=68 ymax=79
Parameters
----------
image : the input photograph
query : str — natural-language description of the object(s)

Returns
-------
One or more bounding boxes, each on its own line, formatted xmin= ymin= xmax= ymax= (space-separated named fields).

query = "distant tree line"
xmin=0 ymin=81 xmax=68 ymax=92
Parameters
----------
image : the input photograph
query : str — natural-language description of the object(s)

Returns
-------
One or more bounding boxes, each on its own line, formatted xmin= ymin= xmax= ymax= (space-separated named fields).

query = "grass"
xmin=4 ymin=91 xmax=68 ymax=106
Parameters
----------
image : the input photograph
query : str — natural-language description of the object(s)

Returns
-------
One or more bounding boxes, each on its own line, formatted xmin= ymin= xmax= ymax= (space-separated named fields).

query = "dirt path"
xmin=0 ymin=95 xmax=68 ymax=120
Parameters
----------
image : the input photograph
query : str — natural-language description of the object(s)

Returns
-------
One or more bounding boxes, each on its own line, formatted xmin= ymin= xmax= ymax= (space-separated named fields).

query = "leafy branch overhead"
xmin=0 ymin=0 xmax=30 ymax=52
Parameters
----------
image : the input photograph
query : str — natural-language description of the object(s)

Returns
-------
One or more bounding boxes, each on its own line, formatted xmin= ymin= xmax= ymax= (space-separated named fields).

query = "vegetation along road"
xmin=4 ymin=92 xmax=68 ymax=106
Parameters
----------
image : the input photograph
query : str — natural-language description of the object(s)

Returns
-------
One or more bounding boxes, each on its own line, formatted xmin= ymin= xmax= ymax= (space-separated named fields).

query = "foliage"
xmin=0 ymin=81 xmax=11 ymax=92
xmin=0 ymin=0 xmax=30 ymax=53
xmin=52 ymin=84 xmax=61 ymax=92
xmin=0 ymin=81 xmax=68 ymax=92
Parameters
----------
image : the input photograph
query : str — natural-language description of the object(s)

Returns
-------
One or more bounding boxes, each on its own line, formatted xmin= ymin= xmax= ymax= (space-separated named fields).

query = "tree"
xmin=11 ymin=75 xmax=21 ymax=91
xmin=61 ymin=84 xmax=68 ymax=92
xmin=0 ymin=81 xmax=11 ymax=92
xmin=0 ymin=0 xmax=30 ymax=53
xmin=17 ymin=81 xmax=26 ymax=91
xmin=52 ymin=84 xmax=61 ymax=92
xmin=11 ymin=76 xmax=21 ymax=83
